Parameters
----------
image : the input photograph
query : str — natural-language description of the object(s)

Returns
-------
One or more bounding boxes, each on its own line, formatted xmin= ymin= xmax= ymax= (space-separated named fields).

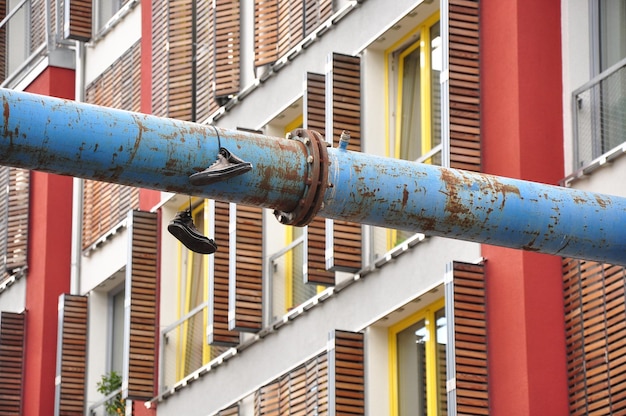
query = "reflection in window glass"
xmin=435 ymin=307 xmax=448 ymax=416
xmin=399 ymin=44 xmax=422 ymax=162
xmin=397 ymin=319 xmax=428 ymax=416
xmin=110 ymin=286 xmax=125 ymax=375
xmin=430 ymin=21 xmax=442 ymax=165
xmin=599 ymin=0 xmax=626 ymax=71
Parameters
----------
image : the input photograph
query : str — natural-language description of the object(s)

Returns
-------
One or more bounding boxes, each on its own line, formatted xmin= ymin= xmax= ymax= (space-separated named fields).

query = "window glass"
xmin=110 ymin=286 xmax=125 ymax=375
xmin=435 ymin=307 xmax=447 ymax=416
xmin=397 ymin=319 xmax=428 ymax=415
xmin=390 ymin=300 xmax=447 ymax=416
xmin=391 ymin=15 xmax=441 ymax=164
xmin=177 ymin=203 xmax=209 ymax=378
xmin=430 ymin=21 xmax=442 ymax=165
xmin=599 ymin=0 xmax=626 ymax=71
xmin=399 ymin=44 xmax=422 ymax=161
xmin=97 ymin=0 xmax=122 ymax=32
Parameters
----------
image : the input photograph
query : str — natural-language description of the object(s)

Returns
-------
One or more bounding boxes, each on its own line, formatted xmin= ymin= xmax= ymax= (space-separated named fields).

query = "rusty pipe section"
xmin=0 ymin=89 xmax=309 ymax=213
xmin=323 ymin=148 xmax=626 ymax=264
xmin=2 ymin=89 xmax=626 ymax=265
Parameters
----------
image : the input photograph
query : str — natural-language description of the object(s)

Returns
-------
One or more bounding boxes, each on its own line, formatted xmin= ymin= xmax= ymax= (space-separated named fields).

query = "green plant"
xmin=96 ymin=371 xmax=125 ymax=415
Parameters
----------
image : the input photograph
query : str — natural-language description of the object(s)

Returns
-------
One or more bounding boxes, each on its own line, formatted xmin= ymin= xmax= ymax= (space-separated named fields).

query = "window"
xmin=386 ymin=13 xmax=440 ymax=248
xmin=176 ymin=200 xmax=210 ymax=379
xmin=596 ymin=0 xmax=626 ymax=73
xmin=109 ymin=284 xmax=126 ymax=375
xmin=389 ymin=299 xmax=447 ymax=416
xmin=573 ymin=1 xmax=626 ymax=169
xmin=96 ymin=0 xmax=123 ymax=32
xmin=387 ymin=13 xmax=441 ymax=164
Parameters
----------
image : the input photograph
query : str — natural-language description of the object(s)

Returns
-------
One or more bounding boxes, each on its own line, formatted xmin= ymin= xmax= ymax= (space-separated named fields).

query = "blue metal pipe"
xmin=2 ymin=88 xmax=626 ymax=265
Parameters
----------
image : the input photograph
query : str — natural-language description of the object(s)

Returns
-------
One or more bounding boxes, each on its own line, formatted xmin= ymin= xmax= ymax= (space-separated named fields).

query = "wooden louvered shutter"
xmin=208 ymin=201 xmax=239 ymax=346
xmin=254 ymin=0 xmax=278 ymax=67
xmin=277 ymin=0 xmax=304 ymax=57
xmin=168 ymin=0 xmax=194 ymax=121
xmin=196 ymin=1 xmax=222 ymax=122
xmin=229 ymin=205 xmax=263 ymax=332
xmin=279 ymin=364 xmax=308 ymax=414
xmin=255 ymin=380 xmax=280 ymax=415
xmin=64 ymin=0 xmax=92 ymax=41
xmin=151 ymin=0 xmax=169 ymax=117
xmin=214 ymin=0 xmax=240 ymax=99
xmin=304 ymin=0 xmax=332 ymax=36
xmin=328 ymin=330 xmax=364 ymax=415
xmin=306 ymin=352 xmax=328 ymax=414
xmin=562 ymin=259 xmax=626 ymax=415
xmin=55 ymin=294 xmax=88 ymax=416
xmin=1 ymin=167 xmax=29 ymax=280
xmin=0 ymin=0 xmax=5 ymax=83
xmin=303 ymin=72 xmax=334 ymax=285
xmin=83 ymin=42 xmax=142 ymax=249
xmin=123 ymin=210 xmax=158 ymax=400
xmin=30 ymin=0 xmax=46 ymax=52
xmin=325 ymin=53 xmax=362 ymax=273
xmin=218 ymin=404 xmax=239 ymax=416
xmin=0 ymin=311 xmax=25 ymax=415
xmin=448 ymin=0 xmax=481 ymax=172
xmin=445 ymin=261 xmax=489 ymax=415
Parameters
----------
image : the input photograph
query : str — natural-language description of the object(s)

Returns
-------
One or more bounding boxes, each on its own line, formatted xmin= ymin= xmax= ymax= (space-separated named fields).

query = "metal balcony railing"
xmin=572 ymin=57 xmax=626 ymax=171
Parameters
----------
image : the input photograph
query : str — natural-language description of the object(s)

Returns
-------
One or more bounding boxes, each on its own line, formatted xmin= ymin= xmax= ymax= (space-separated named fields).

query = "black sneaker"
xmin=189 ymin=147 xmax=252 ymax=186
xmin=167 ymin=209 xmax=218 ymax=254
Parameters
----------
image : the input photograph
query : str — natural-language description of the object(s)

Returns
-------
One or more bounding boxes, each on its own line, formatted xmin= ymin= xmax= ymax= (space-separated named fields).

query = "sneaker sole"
xmin=189 ymin=163 xmax=252 ymax=186
xmin=168 ymin=222 xmax=217 ymax=254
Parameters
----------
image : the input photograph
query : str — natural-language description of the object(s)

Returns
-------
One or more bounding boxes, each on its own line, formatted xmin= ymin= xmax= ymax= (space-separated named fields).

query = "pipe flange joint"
xmin=273 ymin=129 xmax=329 ymax=227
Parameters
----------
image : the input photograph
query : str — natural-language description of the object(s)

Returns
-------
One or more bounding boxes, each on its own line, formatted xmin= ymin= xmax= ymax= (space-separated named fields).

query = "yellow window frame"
xmin=175 ymin=198 xmax=211 ymax=380
xmin=388 ymin=297 xmax=445 ymax=416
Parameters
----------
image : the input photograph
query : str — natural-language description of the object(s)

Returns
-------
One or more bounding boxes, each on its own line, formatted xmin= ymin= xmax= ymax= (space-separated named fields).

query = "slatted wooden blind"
xmin=168 ymin=0 xmax=194 ymax=121
xmin=562 ymin=258 xmax=626 ymax=415
xmin=277 ymin=0 xmax=304 ymax=57
xmin=328 ymin=329 xmax=364 ymax=415
xmin=55 ymin=294 xmax=88 ymax=416
xmin=448 ymin=0 xmax=481 ymax=172
xmin=124 ymin=210 xmax=158 ymax=400
xmin=445 ymin=261 xmax=489 ymax=415
xmin=64 ymin=0 xmax=93 ymax=41
xmin=279 ymin=363 xmax=308 ymax=414
xmin=214 ymin=1 xmax=241 ymax=98
xmin=306 ymin=351 xmax=328 ymax=414
xmin=0 ymin=0 xmax=6 ymax=83
xmin=254 ymin=351 xmax=328 ymax=416
xmin=255 ymin=380 xmax=281 ymax=415
xmin=304 ymin=0 xmax=332 ymax=36
xmin=255 ymin=0 xmax=332 ymax=67
xmin=0 ymin=167 xmax=29 ymax=283
xmin=229 ymin=205 xmax=264 ymax=332
xmin=151 ymin=0 xmax=169 ymax=118
xmin=83 ymin=41 xmax=141 ymax=250
xmin=152 ymin=0 xmax=239 ymax=120
xmin=254 ymin=0 xmax=279 ymax=67
xmin=218 ymin=404 xmax=239 ymax=416
xmin=30 ymin=0 xmax=46 ymax=52
xmin=209 ymin=201 xmax=239 ymax=346
xmin=0 ymin=311 xmax=25 ymax=415
xmin=325 ymin=53 xmax=362 ymax=273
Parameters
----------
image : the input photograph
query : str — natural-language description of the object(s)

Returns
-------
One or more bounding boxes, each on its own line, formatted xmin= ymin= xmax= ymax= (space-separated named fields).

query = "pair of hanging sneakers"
xmin=167 ymin=147 xmax=252 ymax=254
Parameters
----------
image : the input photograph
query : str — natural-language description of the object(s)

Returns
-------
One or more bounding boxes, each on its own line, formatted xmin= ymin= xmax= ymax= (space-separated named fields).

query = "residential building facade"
xmin=0 ymin=0 xmax=624 ymax=415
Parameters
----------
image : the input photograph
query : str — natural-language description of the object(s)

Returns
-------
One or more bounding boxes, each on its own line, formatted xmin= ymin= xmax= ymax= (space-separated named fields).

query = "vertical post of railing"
xmin=571 ymin=90 xmax=580 ymax=171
